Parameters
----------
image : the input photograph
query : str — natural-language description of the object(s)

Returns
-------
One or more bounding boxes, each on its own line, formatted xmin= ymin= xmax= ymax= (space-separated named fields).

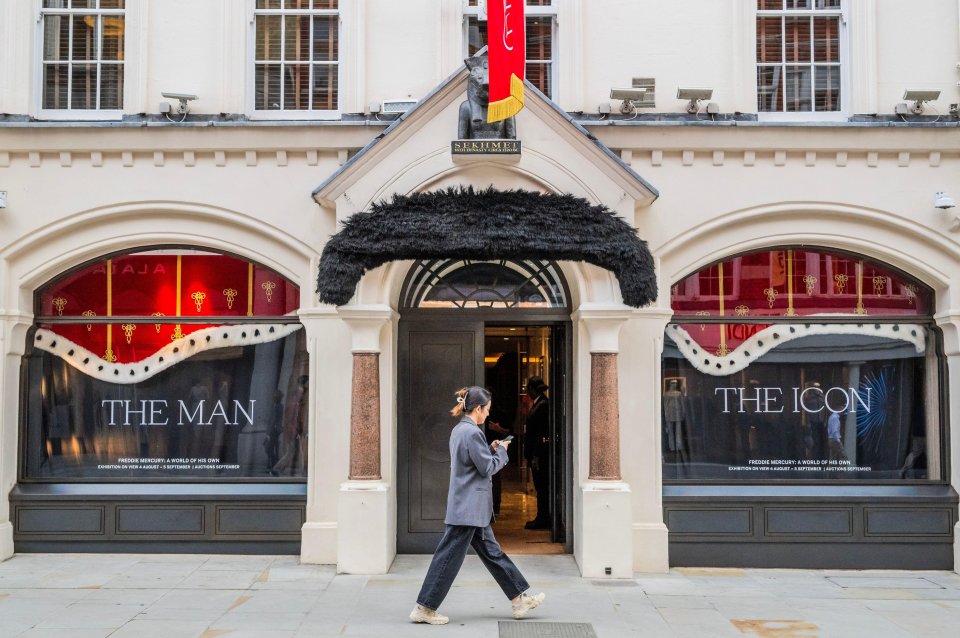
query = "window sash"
xmin=756 ymin=3 xmax=844 ymax=113
xmin=39 ymin=7 xmax=125 ymax=111
xmin=253 ymin=5 xmax=340 ymax=112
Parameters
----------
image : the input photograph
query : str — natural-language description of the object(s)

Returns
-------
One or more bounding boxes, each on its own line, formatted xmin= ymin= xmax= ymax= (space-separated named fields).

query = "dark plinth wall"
xmin=664 ymin=485 xmax=958 ymax=569
xmin=11 ymin=484 xmax=306 ymax=554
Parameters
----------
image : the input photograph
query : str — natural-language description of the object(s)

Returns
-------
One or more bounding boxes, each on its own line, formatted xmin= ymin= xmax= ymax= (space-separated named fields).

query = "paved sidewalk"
xmin=1 ymin=554 xmax=960 ymax=637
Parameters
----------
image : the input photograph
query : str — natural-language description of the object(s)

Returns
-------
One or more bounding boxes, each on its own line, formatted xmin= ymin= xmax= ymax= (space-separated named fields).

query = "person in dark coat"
xmin=410 ymin=386 xmax=545 ymax=625
xmin=523 ymin=377 xmax=551 ymax=530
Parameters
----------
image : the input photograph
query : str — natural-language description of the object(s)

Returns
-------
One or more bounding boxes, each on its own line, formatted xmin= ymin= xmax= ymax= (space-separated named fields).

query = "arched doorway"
xmin=396 ymin=258 xmax=573 ymax=554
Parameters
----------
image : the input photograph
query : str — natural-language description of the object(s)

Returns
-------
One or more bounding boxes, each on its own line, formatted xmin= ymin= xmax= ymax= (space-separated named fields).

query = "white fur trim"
xmin=666 ymin=322 xmax=926 ymax=377
xmin=34 ymin=324 xmax=303 ymax=384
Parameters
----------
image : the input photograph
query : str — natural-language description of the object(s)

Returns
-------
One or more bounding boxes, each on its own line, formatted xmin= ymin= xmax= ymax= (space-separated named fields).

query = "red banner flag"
xmin=487 ymin=0 xmax=525 ymax=123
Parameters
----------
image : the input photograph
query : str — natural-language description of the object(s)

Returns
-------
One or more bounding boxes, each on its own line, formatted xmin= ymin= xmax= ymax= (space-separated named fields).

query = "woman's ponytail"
xmin=450 ymin=387 xmax=469 ymax=417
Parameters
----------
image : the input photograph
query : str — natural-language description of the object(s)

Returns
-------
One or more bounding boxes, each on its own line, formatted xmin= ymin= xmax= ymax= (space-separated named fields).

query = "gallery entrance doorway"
xmin=396 ymin=259 xmax=572 ymax=554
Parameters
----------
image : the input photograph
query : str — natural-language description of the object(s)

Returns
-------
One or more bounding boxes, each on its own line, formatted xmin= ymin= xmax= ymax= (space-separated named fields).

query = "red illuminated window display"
xmin=37 ymin=251 xmax=300 ymax=366
xmin=671 ymin=248 xmax=930 ymax=319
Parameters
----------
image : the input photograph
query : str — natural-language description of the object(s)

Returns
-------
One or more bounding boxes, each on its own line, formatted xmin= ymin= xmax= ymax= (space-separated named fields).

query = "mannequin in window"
xmin=827 ymin=408 xmax=848 ymax=463
xmin=662 ymin=380 xmax=686 ymax=455
xmin=803 ymin=382 xmax=826 ymax=460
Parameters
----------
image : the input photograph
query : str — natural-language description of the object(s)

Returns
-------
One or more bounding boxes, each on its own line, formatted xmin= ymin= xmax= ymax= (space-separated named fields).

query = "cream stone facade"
xmin=2 ymin=0 xmax=960 ymax=576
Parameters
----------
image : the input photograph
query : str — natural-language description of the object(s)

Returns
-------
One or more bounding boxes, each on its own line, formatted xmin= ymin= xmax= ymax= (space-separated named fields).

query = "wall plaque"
xmin=451 ymin=140 xmax=521 ymax=155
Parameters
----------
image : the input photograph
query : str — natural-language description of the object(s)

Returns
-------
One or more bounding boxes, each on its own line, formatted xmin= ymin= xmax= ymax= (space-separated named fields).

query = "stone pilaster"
xmin=349 ymin=352 xmax=381 ymax=480
xmin=336 ymin=305 xmax=396 ymax=574
xmin=589 ymin=352 xmax=621 ymax=480
xmin=574 ymin=306 xmax=633 ymax=577
xmin=0 ymin=311 xmax=33 ymax=560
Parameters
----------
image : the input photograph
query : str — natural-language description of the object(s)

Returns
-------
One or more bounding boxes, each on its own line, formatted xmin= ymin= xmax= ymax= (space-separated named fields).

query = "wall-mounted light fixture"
xmin=677 ymin=87 xmax=714 ymax=114
xmin=895 ymin=90 xmax=940 ymax=115
xmin=0 ymin=191 xmax=7 ymax=209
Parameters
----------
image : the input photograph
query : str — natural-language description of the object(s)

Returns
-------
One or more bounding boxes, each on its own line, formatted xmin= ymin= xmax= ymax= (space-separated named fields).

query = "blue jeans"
xmin=416 ymin=524 xmax=530 ymax=610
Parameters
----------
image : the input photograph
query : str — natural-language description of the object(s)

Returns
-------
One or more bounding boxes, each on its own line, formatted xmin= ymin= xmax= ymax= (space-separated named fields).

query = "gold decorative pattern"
xmin=905 ymin=284 xmax=918 ymax=305
xmin=718 ymin=262 xmax=727 ymax=356
xmin=152 ymin=312 xmax=165 ymax=333
xmin=695 ymin=310 xmax=710 ymax=331
xmin=103 ymin=349 xmax=117 ymax=362
xmin=171 ymin=325 xmax=185 ymax=341
xmin=191 ymin=291 xmax=206 ymax=312
xmin=855 ymin=262 xmax=867 ymax=315
xmin=81 ymin=310 xmax=96 ymax=331
xmin=803 ymin=274 xmax=817 ymax=296
xmin=763 ymin=287 xmax=778 ymax=308
xmin=872 ymin=276 xmax=886 ymax=296
xmin=261 ymin=280 xmax=277 ymax=303
xmin=785 ymin=250 xmax=796 ymax=317
xmin=834 ymin=273 xmax=849 ymax=294
xmin=735 ymin=305 xmax=749 ymax=317
xmin=121 ymin=324 xmax=136 ymax=344
xmin=52 ymin=297 xmax=67 ymax=316
xmin=223 ymin=288 xmax=238 ymax=310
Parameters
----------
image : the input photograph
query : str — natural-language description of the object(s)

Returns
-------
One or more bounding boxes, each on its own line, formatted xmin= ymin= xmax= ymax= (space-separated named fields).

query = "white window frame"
xmin=34 ymin=0 xmax=127 ymax=121
xmin=755 ymin=0 xmax=850 ymax=122
xmin=247 ymin=0 xmax=341 ymax=120
xmin=462 ymin=0 xmax=558 ymax=100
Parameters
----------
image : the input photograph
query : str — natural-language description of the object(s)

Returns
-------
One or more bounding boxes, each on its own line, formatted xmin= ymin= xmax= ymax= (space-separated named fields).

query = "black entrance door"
xmin=397 ymin=320 xmax=483 ymax=553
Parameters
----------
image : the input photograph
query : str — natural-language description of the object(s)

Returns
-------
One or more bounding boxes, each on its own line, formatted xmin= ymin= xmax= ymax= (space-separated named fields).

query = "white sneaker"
xmin=512 ymin=592 xmax=546 ymax=619
xmin=409 ymin=604 xmax=449 ymax=625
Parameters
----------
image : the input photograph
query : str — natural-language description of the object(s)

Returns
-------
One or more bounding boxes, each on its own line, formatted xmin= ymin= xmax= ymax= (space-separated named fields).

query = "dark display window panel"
xmin=661 ymin=325 xmax=939 ymax=482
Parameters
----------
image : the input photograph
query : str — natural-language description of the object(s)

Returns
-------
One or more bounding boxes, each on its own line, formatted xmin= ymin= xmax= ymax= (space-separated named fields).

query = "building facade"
xmin=1 ymin=0 xmax=959 ymax=575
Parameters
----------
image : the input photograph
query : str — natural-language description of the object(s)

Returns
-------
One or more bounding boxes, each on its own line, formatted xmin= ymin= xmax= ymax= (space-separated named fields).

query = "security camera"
xmin=161 ymin=92 xmax=198 ymax=101
xmin=609 ymin=87 xmax=646 ymax=114
xmin=160 ymin=92 xmax=198 ymax=117
xmin=610 ymin=88 xmax=646 ymax=102
xmin=677 ymin=87 xmax=714 ymax=114
xmin=935 ymin=191 xmax=956 ymax=209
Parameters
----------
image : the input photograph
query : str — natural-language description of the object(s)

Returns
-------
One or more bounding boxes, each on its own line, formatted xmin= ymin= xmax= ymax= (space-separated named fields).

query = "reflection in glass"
xmin=661 ymin=327 xmax=936 ymax=481
xmin=25 ymin=331 xmax=308 ymax=481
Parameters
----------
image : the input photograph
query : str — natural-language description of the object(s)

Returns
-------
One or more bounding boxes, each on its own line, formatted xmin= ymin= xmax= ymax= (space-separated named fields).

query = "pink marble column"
xmin=349 ymin=352 xmax=381 ymax=480
xmin=589 ymin=352 xmax=622 ymax=480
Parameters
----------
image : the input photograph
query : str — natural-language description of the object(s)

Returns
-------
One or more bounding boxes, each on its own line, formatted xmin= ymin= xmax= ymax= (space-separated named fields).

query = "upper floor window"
xmin=253 ymin=0 xmax=339 ymax=114
xmin=756 ymin=0 xmax=845 ymax=115
xmin=40 ymin=0 xmax=125 ymax=112
xmin=464 ymin=0 xmax=556 ymax=99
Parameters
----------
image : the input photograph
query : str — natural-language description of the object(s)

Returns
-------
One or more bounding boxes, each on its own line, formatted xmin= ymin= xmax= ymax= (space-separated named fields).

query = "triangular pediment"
xmin=312 ymin=63 xmax=658 ymax=218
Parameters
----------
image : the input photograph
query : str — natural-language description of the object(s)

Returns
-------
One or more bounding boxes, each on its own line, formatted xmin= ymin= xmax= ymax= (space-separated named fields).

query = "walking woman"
xmin=410 ymin=386 xmax=546 ymax=625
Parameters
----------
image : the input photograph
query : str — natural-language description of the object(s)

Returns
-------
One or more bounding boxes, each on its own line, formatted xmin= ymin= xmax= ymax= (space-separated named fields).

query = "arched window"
xmin=24 ymin=248 xmax=308 ymax=481
xmin=662 ymin=247 xmax=941 ymax=483
xmin=401 ymin=259 xmax=568 ymax=310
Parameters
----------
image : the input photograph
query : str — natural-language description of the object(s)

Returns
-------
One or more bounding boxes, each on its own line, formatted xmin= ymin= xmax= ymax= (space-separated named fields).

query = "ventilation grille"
xmin=632 ymin=77 xmax=656 ymax=108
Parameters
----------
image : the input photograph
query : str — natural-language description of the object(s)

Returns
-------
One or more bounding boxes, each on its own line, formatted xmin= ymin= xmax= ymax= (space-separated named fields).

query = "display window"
xmin=662 ymin=248 xmax=941 ymax=481
xmin=22 ymin=249 xmax=308 ymax=481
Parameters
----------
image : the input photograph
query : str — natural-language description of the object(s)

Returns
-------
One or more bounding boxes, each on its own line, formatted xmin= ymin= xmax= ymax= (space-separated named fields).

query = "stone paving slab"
xmin=0 ymin=553 xmax=958 ymax=637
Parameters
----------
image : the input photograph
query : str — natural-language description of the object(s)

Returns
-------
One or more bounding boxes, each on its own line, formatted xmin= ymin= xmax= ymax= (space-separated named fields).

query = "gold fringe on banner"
xmin=487 ymin=74 xmax=525 ymax=123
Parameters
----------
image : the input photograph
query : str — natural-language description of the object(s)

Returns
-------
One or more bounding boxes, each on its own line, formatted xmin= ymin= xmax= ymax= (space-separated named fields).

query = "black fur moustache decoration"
xmin=317 ymin=187 xmax=657 ymax=308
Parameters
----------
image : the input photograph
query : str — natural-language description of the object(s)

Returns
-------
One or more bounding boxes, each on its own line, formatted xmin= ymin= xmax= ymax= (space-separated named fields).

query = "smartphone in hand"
xmin=501 ymin=435 xmax=514 ymax=443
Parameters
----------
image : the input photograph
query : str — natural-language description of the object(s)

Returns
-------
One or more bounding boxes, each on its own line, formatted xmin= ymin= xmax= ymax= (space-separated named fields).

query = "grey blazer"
xmin=444 ymin=417 xmax=509 ymax=527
